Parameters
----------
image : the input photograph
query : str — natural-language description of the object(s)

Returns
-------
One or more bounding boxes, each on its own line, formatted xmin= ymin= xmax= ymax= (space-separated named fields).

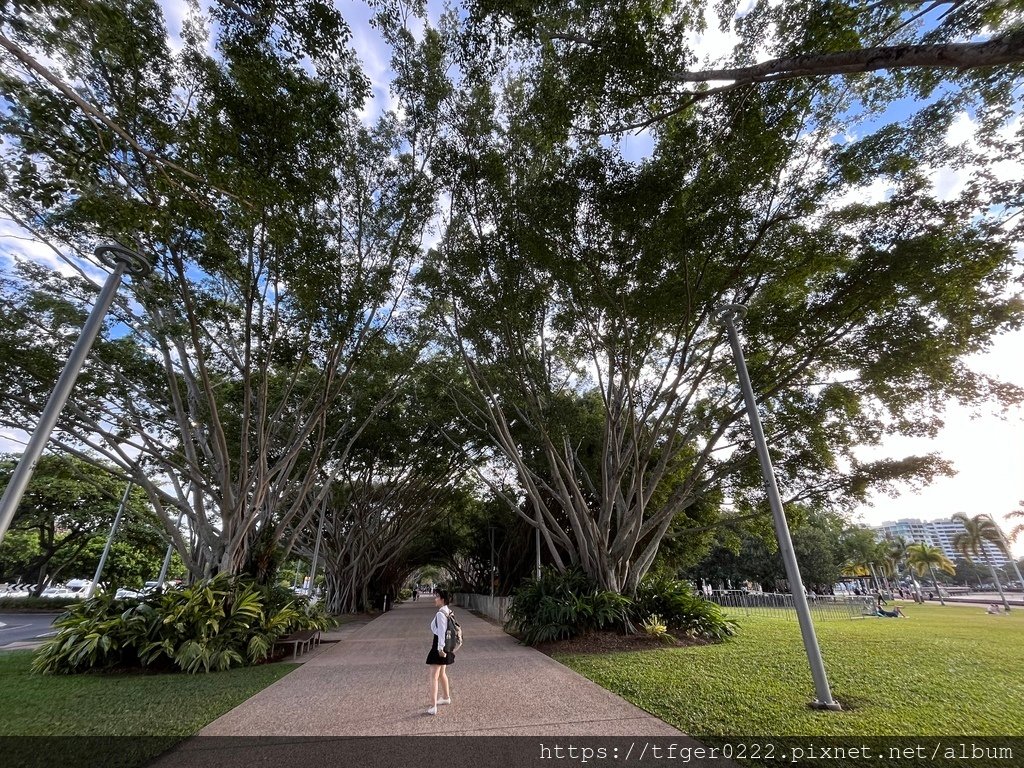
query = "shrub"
xmin=632 ymin=573 xmax=738 ymax=641
xmin=505 ymin=567 xmax=630 ymax=645
xmin=0 ymin=596 xmax=81 ymax=611
xmin=32 ymin=574 xmax=334 ymax=674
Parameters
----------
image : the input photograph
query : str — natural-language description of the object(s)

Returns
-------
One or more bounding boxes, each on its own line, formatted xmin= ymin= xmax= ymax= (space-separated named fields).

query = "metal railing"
xmin=707 ymin=590 xmax=865 ymax=620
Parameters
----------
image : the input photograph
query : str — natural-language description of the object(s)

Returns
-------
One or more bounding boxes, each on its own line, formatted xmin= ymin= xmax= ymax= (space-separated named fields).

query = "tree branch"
xmin=668 ymin=31 xmax=1024 ymax=86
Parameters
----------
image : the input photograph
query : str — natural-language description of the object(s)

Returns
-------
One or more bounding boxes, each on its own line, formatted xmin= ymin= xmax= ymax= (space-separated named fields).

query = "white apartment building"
xmin=874 ymin=517 xmax=1012 ymax=566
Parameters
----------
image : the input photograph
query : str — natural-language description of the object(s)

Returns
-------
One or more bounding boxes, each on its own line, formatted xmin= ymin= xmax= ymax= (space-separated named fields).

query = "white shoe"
xmin=426 ymin=706 xmax=437 ymax=715
xmin=438 ymin=698 xmax=451 ymax=705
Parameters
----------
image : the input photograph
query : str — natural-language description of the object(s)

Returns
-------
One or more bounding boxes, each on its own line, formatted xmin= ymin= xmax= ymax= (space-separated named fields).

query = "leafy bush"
xmin=32 ymin=574 xmax=334 ymax=674
xmin=505 ymin=567 xmax=630 ymax=645
xmin=0 ymin=596 xmax=81 ymax=611
xmin=632 ymin=573 xmax=737 ymax=641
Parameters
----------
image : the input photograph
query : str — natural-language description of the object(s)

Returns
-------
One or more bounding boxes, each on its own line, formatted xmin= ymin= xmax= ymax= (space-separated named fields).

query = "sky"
xmin=2 ymin=1 xmax=1021 ymax=555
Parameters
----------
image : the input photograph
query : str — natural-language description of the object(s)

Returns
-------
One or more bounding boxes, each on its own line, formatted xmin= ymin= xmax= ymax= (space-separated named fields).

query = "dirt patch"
xmin=535 ymin=629 xmax=711 ymax=656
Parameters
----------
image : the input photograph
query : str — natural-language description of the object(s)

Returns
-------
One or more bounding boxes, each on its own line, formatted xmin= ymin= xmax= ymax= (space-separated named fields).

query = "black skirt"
xmin=426 ymin=634 xmax=454 ymax=665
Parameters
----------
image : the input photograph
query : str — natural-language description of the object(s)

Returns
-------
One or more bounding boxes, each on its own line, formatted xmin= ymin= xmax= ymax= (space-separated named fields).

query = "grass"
xmin=555 ymin=602 xmax=1024 ymax=738
xmin=0 ymin=650 xmax=293 ymax=767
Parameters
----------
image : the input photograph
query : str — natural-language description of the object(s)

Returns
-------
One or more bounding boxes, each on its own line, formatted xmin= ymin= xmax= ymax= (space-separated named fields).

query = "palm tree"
xmin=841 ymin=529 xmax=883 ymax=594
xmin=952 ymin=513 xmax=1011 ymax=612
xmin=885 ymin=536 xmax=920 ymax=601
xmin=1007 ymin=502 xmax=1024 ymax=542
xmin=906 ymin=543 xmax=955 ymax=606
xmin=1003 ymin=503 xmax=1024 ymax=591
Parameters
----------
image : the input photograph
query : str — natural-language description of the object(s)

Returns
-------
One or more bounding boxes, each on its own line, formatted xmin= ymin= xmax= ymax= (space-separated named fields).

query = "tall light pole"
xmin=989 ymin=515 xmax=1024 ymax=596
xmin=489 ymin=526 xmax=496 ymax=599
xmin=156 ymin=508 xmax=184 ymax=589
xmin=535 ymin=520 xmax=542 ymax=580
xmin=718 ymin=304 xmax=840 ymax=711
xmin=87 ymin=480 xmax=132 ymax=598
xmin=309 ymin=503 xmax=326 ymax=598
xmin=0 ymin=244 xmax=152 ymax=546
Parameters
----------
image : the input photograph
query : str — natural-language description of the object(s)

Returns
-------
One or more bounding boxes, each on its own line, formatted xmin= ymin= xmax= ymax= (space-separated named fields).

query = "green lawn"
xmin=0 ymin=650 xmax=293 ymax=767
xmin=555 ymin=603 xmax=1024 ymax=738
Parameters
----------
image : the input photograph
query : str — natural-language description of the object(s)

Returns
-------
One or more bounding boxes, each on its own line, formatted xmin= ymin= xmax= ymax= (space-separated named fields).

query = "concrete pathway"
xmin=198 ymin=600 xmax=685 ymax=737
xmin=150 ymin=601 xmax=740 ymax=768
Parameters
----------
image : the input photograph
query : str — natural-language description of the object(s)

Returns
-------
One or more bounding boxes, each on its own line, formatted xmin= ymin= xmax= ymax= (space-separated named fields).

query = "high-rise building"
xmin=874 ymin=517 xmax=1011 ymax=566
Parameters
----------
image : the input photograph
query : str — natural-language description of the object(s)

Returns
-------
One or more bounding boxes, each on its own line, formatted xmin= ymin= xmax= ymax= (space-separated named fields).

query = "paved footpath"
xmin=152 ymin=601 xmax=738 ymax=768
xmin=198 ymin=600 xmax=685 ymax=737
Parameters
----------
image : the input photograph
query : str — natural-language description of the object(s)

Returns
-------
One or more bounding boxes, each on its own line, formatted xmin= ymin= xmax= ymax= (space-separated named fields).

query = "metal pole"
xmin=535 ymin=520 xmax=542 ymax=580
xmin=490 ymin=527 xmax=495 ymax=599
xmin=0 ymin=244 xmax=151 ymax=546
xmin=719 ymin=305 xmax=840 ymax=711
xmin=992 ymin=520 xmax=1024 ymax=598
xmin=309 ymin=503 xmax=326 ymax=598
xmin=87 ymin=481 xmax=132 ymax=598
xmin=157 ymin=509 xmax=185 ymax=588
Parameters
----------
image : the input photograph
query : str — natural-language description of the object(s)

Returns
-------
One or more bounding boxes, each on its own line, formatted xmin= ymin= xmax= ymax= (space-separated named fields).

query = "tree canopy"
xmin=1 ymin=0 xmax=1021 ymax=601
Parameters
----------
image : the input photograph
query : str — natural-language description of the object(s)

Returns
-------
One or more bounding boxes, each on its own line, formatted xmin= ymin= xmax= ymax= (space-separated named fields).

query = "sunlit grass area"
xmin=556 ymin=602 xmax=1024 ymax=738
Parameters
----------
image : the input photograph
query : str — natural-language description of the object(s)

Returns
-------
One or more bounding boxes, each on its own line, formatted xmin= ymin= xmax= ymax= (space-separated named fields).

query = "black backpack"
xmin=443 ymin=609 xmax=463 ymax=653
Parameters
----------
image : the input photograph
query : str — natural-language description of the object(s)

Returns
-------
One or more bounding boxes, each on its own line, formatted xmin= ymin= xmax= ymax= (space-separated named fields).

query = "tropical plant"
xmin=640 ymin=614 xmax=673 ymax=645
xmin=906 ymin=543 xmax=956 ymax=606
xmin=952 ymin=513 xmax=1011 ymax=612
xmin=32 ymin=574 xmax=334 ymax=674
xmin=631 ymin=573 xmax=737 ymax=641
xmin=504 ymin=567 xmax=630 ymax=645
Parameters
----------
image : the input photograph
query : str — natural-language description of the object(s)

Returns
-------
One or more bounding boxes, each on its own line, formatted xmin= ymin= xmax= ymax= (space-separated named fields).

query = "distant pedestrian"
xmin=425 ymin=588 xmax=454 ymax=715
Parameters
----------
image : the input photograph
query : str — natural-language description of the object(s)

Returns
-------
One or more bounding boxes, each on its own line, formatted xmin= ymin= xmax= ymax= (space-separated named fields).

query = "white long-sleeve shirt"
xmin=431 ymin=605 xmax=452 ymax=648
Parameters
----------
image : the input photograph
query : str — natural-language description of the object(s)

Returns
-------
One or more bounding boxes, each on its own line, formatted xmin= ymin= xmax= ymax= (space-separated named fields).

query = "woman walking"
xmin=426 ymin=588 xmax=454 ymax=715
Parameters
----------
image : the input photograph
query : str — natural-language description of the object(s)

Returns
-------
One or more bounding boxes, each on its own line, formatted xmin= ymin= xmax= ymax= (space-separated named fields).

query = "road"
xmin=0 ymin=612 xmax=59 ymax=649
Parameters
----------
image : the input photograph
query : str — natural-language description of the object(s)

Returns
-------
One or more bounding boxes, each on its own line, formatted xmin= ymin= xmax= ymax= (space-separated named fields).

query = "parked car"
xmin=65 ymin=579 xmax=92 ymax=598
xmin=41 ymin=586 xmax=73 ymax=598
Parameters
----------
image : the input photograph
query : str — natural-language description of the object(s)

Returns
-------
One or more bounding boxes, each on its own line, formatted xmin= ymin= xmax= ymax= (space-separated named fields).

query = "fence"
xmin=455 ymin=589 xmax=867 ymax=625
xmin=707 ymin=590 xmax=867 ymax=620
xmin=453 ymin=592 xmax=512 ymax=625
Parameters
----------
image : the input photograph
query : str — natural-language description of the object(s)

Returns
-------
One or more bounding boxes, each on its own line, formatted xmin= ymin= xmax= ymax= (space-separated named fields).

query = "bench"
xmin=275 ymin=629 xmax=321 ymax=660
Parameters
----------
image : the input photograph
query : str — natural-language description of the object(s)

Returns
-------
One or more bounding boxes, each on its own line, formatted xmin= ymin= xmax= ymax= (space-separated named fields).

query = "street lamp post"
xmin=489 ymin=526 xmax=495 ymax=599
xmin=0 ymin=244 xmax=152 ymax=546
xmin=309 ymin=503 xmax=326 ymax=598
xmin=535 ymin=520 xmax=542 ymax=580
xmin=718 ymin=304 xmax=840 ymax=711
xmin=87 ymin=480 xmax=132 ymax=598
xmin=157 ymin=509 xmax=185 ymax=589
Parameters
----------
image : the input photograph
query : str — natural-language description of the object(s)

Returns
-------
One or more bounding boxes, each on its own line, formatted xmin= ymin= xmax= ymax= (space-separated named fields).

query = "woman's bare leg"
xmin=428 ymin=666 xmax=441 ymax=707
xmin=439 ymin=666 xmax=450 ymax=700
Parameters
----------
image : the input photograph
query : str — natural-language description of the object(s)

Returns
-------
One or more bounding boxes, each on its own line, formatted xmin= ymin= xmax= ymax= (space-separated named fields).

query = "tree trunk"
xmin=985 ymin=555 xmax=1011 ymax=613
xmin=928 ymin=565 xmax=946 ymax=606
